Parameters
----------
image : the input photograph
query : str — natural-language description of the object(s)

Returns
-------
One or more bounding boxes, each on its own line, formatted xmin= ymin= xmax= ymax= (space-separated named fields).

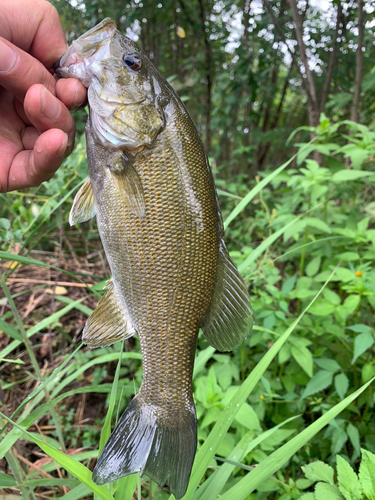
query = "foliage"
xmin=300 ymin=449 xmax=375 ymax=500
xmin=1 ymin=0 xmax=375 ymax=498
xmin=1 ymin=112 xmax=375 ymax=498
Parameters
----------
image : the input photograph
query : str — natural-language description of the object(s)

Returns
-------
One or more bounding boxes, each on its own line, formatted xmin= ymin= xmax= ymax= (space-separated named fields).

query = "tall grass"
xmin=0 ymin=142 xmax=373 ymax=499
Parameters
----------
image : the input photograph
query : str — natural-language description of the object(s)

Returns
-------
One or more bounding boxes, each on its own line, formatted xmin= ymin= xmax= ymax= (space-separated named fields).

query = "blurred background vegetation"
xmin=1 ymin=0 xmax=375 ymax=499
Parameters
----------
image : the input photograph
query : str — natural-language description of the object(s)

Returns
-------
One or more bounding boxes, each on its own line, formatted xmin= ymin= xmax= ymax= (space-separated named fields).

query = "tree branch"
xmin=319 ymin=3 xmax=342 ymax=112
xmin=351 ymin=0 xmax=364 ymax=123
xmin=262 ymin=0 xmax=302 ymax=80
xmin=289 ymin=0 xmax=318 ymax=116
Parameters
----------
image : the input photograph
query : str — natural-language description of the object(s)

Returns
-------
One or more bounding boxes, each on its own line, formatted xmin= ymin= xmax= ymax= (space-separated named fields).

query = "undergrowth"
xmin=0 ymin=115 xmax=374 ymax=499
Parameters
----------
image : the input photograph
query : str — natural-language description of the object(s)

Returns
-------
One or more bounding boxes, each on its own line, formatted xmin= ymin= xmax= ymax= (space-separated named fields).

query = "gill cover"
xmin=54 ymin=17 xmax=164 ymax=149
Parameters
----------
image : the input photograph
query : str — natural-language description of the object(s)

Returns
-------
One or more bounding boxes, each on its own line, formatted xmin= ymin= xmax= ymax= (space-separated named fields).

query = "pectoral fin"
xmin=107 ymin=152 xmax=145 ymax=218
xmin=83 ymin=279 xmax=136 ymax=348
xmin=69 ymin=178 xmax=96 ymax=226
xmin=201 ymin=245 xmax=253 ymax=351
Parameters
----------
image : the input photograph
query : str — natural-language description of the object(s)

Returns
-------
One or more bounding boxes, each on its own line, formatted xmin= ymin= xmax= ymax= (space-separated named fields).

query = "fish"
xmin=54 ymin=18 xmax=253 ymax=499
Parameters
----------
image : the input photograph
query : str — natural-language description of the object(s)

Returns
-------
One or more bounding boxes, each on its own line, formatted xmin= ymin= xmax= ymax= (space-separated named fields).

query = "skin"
xmin=0 ymin=0 xmax=87 ymax=192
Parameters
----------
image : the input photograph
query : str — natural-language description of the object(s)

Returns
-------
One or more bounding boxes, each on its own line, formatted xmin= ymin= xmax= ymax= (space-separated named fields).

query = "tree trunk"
xmin=198 ymin=0 xmax=212 ymax=152
xmin=351 ymin=0 xmax=364 ymax=123
xmin=289 ymin=0 xmax=319 ymax=128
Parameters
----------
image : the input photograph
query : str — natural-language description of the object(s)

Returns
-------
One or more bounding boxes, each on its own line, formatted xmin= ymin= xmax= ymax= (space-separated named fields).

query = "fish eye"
xmin=122 ymin=53 xmax=142 ymax=71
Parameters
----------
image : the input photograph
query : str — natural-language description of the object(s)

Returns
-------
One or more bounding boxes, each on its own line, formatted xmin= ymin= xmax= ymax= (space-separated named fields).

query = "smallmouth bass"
xmin=54 ymin=18 xmax=252 ymax=499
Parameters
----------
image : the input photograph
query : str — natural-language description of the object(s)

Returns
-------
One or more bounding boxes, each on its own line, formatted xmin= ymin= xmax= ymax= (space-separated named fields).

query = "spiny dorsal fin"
xmin=82 ymin=279 xmax=136 ymax=348
xmin=69 ymin=178 xmax=96 ymax=226
xmin=202 ymin=245 xmax=253 ymax=352
xmin=107 ymin=151 xmax=145 ymax=218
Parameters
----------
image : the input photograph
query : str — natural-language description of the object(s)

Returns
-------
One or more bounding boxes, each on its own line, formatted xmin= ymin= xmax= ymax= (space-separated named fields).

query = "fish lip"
xmin=53 ymin=46 xmax=85 ymax=79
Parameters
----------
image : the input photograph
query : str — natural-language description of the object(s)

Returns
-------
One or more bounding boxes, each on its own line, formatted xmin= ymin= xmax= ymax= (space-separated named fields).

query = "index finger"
xmin=0 ymin=0 xmax=68 ymax=69
xmin=0 ymin=37 xmax=56 ymax=102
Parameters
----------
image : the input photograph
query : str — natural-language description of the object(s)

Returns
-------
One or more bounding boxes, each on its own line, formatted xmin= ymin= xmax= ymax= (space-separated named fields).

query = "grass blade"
xmin=0 ymin=385 xmax=110 ymax=459
xmin=238 ymin=214 xmax=303 ymax=274
xmin=0 ymin=251 xmax=101 ymax=297
xmin=199 ymin=415 xmax=300 ymax=500
xmin=0 ymin=412 xmax=115 ymax=500
xmin=224 ymin=140 xmax=313 ymax=229
xmin=0 ymin=298 xmax=86 ymax=359
xmin=219 ymin=377 xmax=375 ymax=500
xmin=178 ymin=268 xmax=336 ymax=500
xmin=60 ymin=484 xmax=92 ymax=500
xmin=114 ymin=475 xmax=138 ymax=500
xmin=99 ymin=339 xmax=124 ymax=454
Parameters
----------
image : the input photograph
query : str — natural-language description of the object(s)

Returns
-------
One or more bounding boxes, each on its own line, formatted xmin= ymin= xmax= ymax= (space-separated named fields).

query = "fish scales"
xmin=54 ymin=17 xmax=253 ymax=500
xmin=92 ymin=112 xmax=218 ymax=407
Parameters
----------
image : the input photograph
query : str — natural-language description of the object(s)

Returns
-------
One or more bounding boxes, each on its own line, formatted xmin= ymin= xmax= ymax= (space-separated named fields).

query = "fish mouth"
xmin=53 ymin=17 xmax=117 ymax=81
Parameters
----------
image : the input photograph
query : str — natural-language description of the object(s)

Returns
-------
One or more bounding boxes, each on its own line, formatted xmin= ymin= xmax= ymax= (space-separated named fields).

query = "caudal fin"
xmin=92 ymin=396 xmax=196 ymax=499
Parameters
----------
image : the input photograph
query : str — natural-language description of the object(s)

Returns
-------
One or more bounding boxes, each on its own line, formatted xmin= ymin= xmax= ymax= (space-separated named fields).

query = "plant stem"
xmin=1 ymin=275 xmax=66 ymax=452
xmin=5 ymin=449 xmax=34 ymax=500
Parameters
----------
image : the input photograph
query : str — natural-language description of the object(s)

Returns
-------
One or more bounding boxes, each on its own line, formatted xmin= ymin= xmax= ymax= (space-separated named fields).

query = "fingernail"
xmin=0 ymin=41 xmax=18 ymax=73
xmin=57 ymin=133 xmax=68 ymax=155
xmin=41 ymin=86 xmax=61 ymax=121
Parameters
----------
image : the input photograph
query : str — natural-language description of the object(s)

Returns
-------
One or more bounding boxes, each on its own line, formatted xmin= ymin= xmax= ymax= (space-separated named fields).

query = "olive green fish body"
xmin=54 ymin=18 xmax=252 ymax=499
xmin=88 ymin=104 xmax=219 ymax=405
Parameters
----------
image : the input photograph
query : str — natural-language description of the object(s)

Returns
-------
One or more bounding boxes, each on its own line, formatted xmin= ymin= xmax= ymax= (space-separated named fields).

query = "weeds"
xmin=0 ymin=115 xmax=374 ymax=499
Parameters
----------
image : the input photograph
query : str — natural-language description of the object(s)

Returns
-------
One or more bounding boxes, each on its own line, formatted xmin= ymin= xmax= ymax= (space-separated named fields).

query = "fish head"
xmin=54 ymin=18 xmax=166 ymax=149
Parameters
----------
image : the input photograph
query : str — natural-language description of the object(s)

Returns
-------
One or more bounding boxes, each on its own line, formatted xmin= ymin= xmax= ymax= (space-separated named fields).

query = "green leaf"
xmin=342 ymin=295 xmax=361 ymax=316
xmin=323 ymin=288 xmax=341 ymax=305
xmin=281 ymin=274 xmax=297 ymax=296
xmin=304 ymin=217 xmax=332 ymax=234
xmin=302 ymin=370 xmax=334 ymax=398
xmin=300 ymin=494 xmax=315 ymax=500
xmin=332 ymin=170 xmax=374 ymax=182
xmin=0 ymin=472 xmax=17 ymax=488
xmin=291 ymin=346 xmax=313 ymax=377
xmin=216 ymin=379 xmax=375 ymax=500
xmin=362 ymin=363 xmax=375 ymax=383
xmin=336 ymin=455 xmax=362 ymax=500
xmin=234 ymin=403 xmax=261 ymax=431
xmin=180 ymin=272 xmax=336 ymax=500
xmin=359 ymin=449 xmax=375 ymax=500
xmin=306 ymin=256 xmax=321 ymax=276
xmin=335 ymin=373 xmax=349 ymax=400
xmin=315 ymin=482 xmax=341 ymax=500
xmin=302 ymin=460 xmax=335 ymax=484
xmin=332 ymin=427 xmax=348 ymax=455
xmin=315 ymin=359 xmax=341 ymax=372
xmin=347 ymin=424 xmax=360 ymax=460
xmin=352 ymin=332 xmax=374 ymax=364
xmin=347 ymin=324 xmax=374 ymax=335
xmin=0 ymin=319 xmax=22 ymax=341
xmin=308 ymin=300 xmax=335 ymax=316
xmin=336 ymin=252 xmax=360 ymax=261
xmin=0 ymin=412 xmax=115 ymax=500
xmin=60 ymin=484 xmax=92 ymax=500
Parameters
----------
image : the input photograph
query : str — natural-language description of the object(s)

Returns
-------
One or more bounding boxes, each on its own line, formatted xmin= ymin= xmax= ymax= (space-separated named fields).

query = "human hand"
xmin=0 ymin=0 xmax=87 ymax=192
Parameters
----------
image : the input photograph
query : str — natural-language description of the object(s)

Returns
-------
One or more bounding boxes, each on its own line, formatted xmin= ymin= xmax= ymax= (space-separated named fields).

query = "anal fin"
xmin=202 ymin=244 xmax=253 ymax=352
xmin=69 ymin=178 xmax=96 ymax=226
xmin=82 ymin=279 xmax=136 ymax=348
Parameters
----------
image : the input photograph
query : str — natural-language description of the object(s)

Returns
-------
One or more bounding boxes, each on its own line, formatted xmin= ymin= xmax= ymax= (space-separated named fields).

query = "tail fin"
xmin=92 ymin=396 xmax=197 ymax=499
